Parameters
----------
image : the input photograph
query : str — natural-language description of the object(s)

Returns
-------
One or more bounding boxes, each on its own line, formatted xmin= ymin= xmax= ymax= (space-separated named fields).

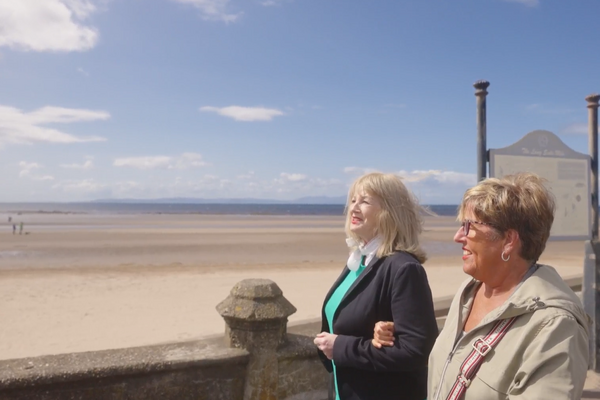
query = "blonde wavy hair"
xmin=458 ymin=172 xmax=555 ymax=263
xmin=345 ymin=172 xmax=427 ymax=263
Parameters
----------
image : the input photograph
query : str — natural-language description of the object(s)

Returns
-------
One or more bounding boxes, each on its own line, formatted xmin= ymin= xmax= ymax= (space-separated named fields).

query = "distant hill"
xmin=91 ymin=196 xmax=347 ymax=205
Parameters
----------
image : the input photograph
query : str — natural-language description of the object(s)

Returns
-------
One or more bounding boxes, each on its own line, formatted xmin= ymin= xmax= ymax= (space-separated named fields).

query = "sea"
xmin=0 ymin=203 xmax=459 ymax=216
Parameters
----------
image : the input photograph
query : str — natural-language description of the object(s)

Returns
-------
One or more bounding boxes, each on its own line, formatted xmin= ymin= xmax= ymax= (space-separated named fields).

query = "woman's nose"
xmin=453 ymin=226 xmax=465 ymax=243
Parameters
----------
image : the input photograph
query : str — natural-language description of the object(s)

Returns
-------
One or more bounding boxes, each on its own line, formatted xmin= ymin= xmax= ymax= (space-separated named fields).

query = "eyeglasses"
xmin=461 ymin=219 xmax=495 ymax=236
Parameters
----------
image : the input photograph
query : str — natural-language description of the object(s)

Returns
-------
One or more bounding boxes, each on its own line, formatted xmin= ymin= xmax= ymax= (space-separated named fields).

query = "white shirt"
xmin=345 ymin=236 xmax=382 ymax=271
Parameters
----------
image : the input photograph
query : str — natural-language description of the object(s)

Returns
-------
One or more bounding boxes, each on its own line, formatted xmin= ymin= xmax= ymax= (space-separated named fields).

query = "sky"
xmin=0 ymin=0 xmax=598 ymax=204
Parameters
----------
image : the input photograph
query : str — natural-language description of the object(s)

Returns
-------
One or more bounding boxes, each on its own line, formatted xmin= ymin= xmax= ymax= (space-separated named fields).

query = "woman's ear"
xmin=503 ymin=229 xmax=520 ymax=254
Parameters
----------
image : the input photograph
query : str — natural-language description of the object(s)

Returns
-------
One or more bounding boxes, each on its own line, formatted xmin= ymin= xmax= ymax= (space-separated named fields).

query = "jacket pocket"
xmin=473 ymin=364 xmax=510 ymax=398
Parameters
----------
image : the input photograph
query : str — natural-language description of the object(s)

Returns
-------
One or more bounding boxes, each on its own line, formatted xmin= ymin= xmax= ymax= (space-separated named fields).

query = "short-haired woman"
xmin=314 ymin=172 xmax=438 ymax=400
xmin=374 ymin=173 xmax=589 ymax=399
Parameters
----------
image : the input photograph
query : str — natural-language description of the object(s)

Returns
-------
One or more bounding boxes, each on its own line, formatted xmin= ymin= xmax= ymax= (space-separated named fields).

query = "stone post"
xmin=584 ymin=93 xmax=600 ymax=370
xmin=217 ymin=279 xmax=297 ymax=400
xmin=474 ymin=80 xmax=490 ymax=182
xmin=588 ymin=94 xmax=600 ymax=241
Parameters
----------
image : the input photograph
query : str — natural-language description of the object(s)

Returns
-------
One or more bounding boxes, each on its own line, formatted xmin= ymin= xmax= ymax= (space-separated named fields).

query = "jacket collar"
xmin=453 ymin=264 xmax=589 ymax=333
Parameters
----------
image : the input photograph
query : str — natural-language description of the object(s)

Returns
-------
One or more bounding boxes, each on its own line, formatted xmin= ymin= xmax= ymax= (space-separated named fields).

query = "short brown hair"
xmin=458 ymin=172 xmax=555 ymax=262
xmin=345 ymin=172 xmax=427 ymax=263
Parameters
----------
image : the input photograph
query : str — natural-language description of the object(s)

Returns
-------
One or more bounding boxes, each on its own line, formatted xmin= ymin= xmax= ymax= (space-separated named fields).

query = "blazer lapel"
xmin=322 ymin=267 xmax=351 ymax=306
xmin=337 ymin=255 xmax=383 ymax=308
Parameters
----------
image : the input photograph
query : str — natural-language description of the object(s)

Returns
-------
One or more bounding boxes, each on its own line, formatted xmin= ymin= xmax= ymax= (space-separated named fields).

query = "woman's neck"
xmin=480 ymin=260 xmax=532 ymax=299
xmin=359 ymin=235 xmax=375 ymax=244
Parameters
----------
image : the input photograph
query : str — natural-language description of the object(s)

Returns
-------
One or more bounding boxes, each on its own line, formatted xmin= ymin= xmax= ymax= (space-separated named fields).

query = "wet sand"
xmin=0 ymin=214 xmax=585 ymax=360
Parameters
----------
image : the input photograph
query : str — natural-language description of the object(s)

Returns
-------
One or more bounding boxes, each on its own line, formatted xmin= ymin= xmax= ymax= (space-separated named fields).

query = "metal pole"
xmin=584 ymin=93 xmax=600 ymax=370
xmin=588 ymin=94 xmax=600 ymax=240
xmin=474 ymin=80 xmax=490 ymax=182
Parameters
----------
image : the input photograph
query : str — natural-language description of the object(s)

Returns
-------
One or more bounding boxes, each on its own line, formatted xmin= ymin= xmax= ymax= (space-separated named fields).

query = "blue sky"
xmin=0 ymin=0 xmax=598 ymax=204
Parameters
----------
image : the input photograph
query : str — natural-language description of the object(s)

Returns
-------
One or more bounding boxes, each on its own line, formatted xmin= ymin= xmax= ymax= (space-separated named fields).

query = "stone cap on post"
xmin=473 ymin=80 xmax=490 ymax=96
xmin=587 ymin=93 xmax=600 ymax=108
xmin=216 ymin=279 xmax=297 ymax=351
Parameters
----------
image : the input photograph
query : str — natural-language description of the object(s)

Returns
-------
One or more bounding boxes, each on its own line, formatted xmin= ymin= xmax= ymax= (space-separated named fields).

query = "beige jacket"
xmin=428 ymin=265 xmax=589 ymax=400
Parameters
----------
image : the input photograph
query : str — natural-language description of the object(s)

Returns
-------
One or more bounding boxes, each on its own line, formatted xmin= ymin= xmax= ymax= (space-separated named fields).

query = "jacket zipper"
xmin=432 ymin=343 xmax=459 ymax=400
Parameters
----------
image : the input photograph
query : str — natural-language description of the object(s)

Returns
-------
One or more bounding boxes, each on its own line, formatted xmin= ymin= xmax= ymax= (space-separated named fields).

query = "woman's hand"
xmin=314 ymin=332 xmax=338 ymax=360
xmin=372 ymin=321 xmax=395 ymax=349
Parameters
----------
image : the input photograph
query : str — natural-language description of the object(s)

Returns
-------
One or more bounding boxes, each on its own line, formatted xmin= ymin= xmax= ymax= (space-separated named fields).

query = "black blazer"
xmin=318 ymin=251 xmax=438 ymax=400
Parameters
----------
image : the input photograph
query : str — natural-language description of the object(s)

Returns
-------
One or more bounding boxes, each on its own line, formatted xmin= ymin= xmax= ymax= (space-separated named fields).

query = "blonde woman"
xmin=374 ymin=173 xmax=589 ymax=399
xmin=314 ymin=172 xmax=438 ymax=400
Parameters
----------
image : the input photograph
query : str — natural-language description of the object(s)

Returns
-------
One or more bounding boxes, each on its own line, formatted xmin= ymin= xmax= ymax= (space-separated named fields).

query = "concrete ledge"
xmin=565 ymin=275 xmax=582 ymax=292
xmin=277 ymin=334 xmax=329 ymax=400
xmin=0 ymin=337 xmax=248 ymax=390
xmin=0 ymin=333 xmax=328 ymax=400
xmin=278 ymin=334 xmax=320 ymax=360
xmin=282 ymin=390 xmax=328 ymax=400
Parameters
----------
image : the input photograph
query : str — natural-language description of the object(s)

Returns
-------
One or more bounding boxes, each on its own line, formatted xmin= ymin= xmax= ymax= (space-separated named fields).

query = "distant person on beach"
xmin=314 ymin=172 xmax=438 ymax=400
xmin=19 ymin=222 xmax=23 ymax=235
xmin=8 ymin=216 xmax=11 ymax=223
xmin=373 ymin=173 xmax=589 ymax=399
xmin=12 ymin=224 xmax=16 ymax=235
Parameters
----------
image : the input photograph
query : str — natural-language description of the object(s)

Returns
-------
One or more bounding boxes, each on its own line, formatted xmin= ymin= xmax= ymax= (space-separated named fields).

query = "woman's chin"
xmin=349 ymin=226 xmax=363 ymax=236
xmin=462 ymin=263 xmax=475 ymax=277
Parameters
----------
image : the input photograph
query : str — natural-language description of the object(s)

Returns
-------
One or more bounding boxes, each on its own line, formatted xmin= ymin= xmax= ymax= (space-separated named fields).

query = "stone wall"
xmin=0 ymin=338 xmax=249 ymax=400
xmin=0 ymin=279 xmax=329 ymax=400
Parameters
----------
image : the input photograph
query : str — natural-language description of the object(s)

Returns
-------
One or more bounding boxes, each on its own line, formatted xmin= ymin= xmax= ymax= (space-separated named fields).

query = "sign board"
xmin=489 ymin=130 xmax=591 ymax=240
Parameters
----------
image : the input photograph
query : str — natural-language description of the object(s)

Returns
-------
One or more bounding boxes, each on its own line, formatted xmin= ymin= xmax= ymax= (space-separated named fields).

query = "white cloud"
xmin=32 ymin=175 xmax=55 ymax=181
xmin=343 ymin=166 xmax=379 ymax=175
xmin=28 ymin=106 xmax=109 ymax=124
xmin=237 ymin=171 xmax=255 ymax=180
xmin=280 ymin=172 xmax=307 ymax=182
xmin=200 ymin=105 xmax=284 ymax=121
xmin=397 ymin=170 xmax=440 ymax=183
xmin=113 ymin=153 xmax=209 ymax=170
xmin=77 ymin=67 xmax=90 ymax=76
xmin=114 ymin=180 xmax=143 ymax=191
xmin=342 ymin=167 xmax=476 ymax=204
xmin=52 ymin=178 xmax=106 ymax=193
xmin=94 ymin=175 xmax=232 ymax=199
xmin=52 ymin=179 xmax=150 ymax=199
xmin=169 ymin=152 xmax=209 ymax=169
xmin=0 ymin=105 xmax=108 ymax=146
xmin=261 ymin=0 xmax=284 ymax=6
xmin=18 ymin=161 xmax=54 ymax=180
xmin=42 ymin=172 xmax=347 ymax=201
xmin=61 ymin=158 xmax=93 ymax=169
xmin=344 ymin=167 xmax=475 ymax=187
xmin=170 ymin=0 xmax=241 ymax=22
xmin=269 ymin=173 xmax=344 ymax=195
xmin=561 ymin=123 xmax=600 ymax=135
xmin=503 ymin=0 xmax=539 ymax=6
xmin=114 ymin=156 xmax=172 ymax=170
xmin=0 ymin=0 xmax=99 ymax=52
xmin=395 ymin=170 xmax=476 ymax=204
xmin=19 ymin=161 xmax=41 ymax=177
xmin=396 ymin=170 xmax=476 ymax=186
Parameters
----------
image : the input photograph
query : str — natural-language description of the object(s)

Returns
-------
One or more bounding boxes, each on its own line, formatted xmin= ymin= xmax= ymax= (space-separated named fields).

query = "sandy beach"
xmin=0 ymin=213 xmax=586 ymax=361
